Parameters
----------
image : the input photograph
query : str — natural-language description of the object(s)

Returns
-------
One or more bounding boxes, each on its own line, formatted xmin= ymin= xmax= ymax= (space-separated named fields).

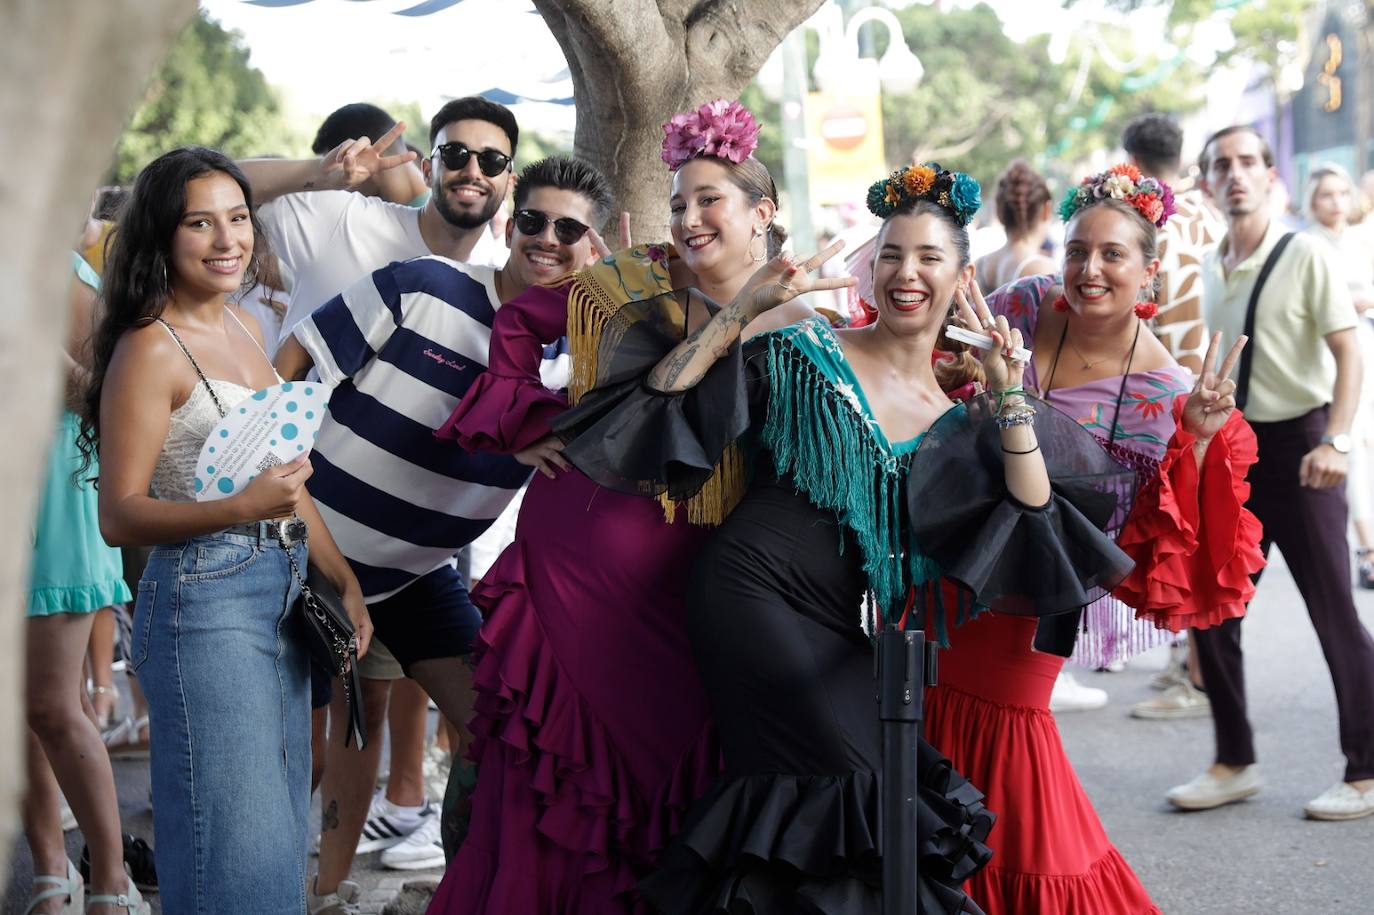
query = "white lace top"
xmin=150 ymin=379 xmax=255 ymax=502
xmin=148 ymin=311 xmax=279 ymax=503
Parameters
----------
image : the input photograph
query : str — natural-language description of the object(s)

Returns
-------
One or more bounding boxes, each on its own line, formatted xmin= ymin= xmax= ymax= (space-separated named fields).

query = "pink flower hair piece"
xmin=660 ymin=98 xmax=761 ymax=171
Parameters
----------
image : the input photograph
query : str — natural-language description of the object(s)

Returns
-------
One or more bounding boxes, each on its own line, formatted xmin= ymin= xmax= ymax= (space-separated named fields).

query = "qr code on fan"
xmin=257 ymin=453 xmax=284 ymax=473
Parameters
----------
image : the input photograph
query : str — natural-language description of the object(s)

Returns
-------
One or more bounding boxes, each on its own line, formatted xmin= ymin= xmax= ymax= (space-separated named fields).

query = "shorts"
xmin=355 ymin=637 xmax=405 ymax=681
xmin=366 ymin=563 xmax=481 ymax=676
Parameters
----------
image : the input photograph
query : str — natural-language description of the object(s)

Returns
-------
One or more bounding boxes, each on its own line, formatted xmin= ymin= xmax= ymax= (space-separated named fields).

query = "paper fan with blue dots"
xmin=194 ymin=381 xmax=332 ymax=502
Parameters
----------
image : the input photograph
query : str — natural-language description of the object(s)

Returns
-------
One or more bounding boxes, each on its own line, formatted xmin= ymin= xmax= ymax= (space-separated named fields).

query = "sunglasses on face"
xmin=513 ymin=208 xmax=591 ymax=245
xmin=430 ymin=142 xmax=512 ymax=177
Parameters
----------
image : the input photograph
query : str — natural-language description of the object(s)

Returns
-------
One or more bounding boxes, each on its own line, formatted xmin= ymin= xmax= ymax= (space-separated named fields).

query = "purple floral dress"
xmin=989 ymin=274 xmax=1193 ymax=667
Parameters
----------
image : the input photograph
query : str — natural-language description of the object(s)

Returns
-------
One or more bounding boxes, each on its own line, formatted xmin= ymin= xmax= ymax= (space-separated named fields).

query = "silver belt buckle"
xmin=274 ymin=518 xmax=309 ymax=546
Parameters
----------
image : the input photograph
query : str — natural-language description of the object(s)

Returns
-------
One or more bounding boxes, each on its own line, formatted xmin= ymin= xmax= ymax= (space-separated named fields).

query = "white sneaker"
xmin=307 ymin=875 xmax=361 ymax=915
xmin=1049 ymin=672 xmax=1108 ymax=712
xmin=1131 ymin=680 xmax=1210 ymax=719
xmin=1303 ymin=782 xmax=1374 ymax=821
xmin=1150 ymin=642 xmax=1189 ymax=690
xmin=380 ymin=808 xmax=444 ymax=870
xmin=356 ymin=792 xmax=428 ymax=855
xmin=1166 ymin=765 xmax=1262 ymax=810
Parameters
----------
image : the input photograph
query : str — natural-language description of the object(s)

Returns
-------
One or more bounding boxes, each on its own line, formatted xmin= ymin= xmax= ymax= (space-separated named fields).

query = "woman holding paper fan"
xmin=77 ymin=146 xmax=371 ymax=915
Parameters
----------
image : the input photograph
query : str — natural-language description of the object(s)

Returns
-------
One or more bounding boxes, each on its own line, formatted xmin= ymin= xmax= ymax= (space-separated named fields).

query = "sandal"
xmin=23 ymin=859 xmax=83 ymax=915
xmin=84 ymin=878 xmax=149 ymax=915
xmin=87 ymin=686 xmax=118 ymax=731
xmin=101 ymin=716 xmax=150 ymax=760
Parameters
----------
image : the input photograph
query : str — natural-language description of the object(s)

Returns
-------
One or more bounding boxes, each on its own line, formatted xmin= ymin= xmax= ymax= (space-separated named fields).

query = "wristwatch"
xmin=1321 ymin=433 xmax=1352 ymax=454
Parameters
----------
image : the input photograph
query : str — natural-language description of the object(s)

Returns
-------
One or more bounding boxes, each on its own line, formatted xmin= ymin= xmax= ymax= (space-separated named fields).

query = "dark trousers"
xmin=1192 ymin=407 xmax=1374 ymax=782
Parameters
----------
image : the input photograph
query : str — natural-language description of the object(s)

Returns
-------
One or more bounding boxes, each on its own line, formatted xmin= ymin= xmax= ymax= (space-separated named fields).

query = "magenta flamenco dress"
xmin=426 ymin=274 xmax=721 ymax=914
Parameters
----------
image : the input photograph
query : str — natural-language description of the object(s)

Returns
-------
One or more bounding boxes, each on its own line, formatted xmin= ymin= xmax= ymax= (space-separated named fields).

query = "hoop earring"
xmin=749 ymin=225 xmax=766 ymax=264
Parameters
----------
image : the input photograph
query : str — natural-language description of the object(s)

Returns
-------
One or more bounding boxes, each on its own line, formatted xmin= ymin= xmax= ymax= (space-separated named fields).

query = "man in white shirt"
xmin=241 ymin=96 xmax=515 ymax=343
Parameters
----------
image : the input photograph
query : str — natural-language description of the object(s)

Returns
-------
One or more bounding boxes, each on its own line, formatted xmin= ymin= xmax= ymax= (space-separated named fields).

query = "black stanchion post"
xmin=877 ymin=627 xmax=927 ymax=914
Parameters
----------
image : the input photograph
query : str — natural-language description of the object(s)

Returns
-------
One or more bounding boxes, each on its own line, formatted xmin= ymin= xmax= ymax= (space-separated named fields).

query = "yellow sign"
xmin=805 ymin=91 xmax=886 ymax=206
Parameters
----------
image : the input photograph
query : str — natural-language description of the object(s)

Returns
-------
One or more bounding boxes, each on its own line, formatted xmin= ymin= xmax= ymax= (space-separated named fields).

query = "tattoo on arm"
xmin=303 ymin=180 xmax=316 ymax=190
xmin=322 ymin=799 xmax=339 ymax=831
xmin=651 ymin=305 xmax=752 ymax=391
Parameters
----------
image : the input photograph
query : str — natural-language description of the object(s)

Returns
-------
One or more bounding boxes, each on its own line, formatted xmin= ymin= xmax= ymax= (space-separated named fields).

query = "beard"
xmin=433 ymin=178 xmax=503 ymax=230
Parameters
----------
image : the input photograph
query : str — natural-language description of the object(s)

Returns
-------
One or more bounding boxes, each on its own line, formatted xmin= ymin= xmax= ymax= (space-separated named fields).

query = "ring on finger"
xmin=981 ymin=317 xmax=995 ymax=329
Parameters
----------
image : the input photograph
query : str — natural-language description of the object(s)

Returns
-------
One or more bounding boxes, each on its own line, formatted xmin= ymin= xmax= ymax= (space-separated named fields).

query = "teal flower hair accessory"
xmin=865 ymin=162 xmax=981 ymax=226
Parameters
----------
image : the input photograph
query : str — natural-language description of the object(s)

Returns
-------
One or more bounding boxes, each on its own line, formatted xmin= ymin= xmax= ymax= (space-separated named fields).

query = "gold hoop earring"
xmin=749 ymin=225 xmax=766 ymax=264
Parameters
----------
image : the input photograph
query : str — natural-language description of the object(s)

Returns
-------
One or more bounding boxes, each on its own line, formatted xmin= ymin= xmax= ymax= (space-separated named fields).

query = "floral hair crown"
xmin=1058 ymin=163 xmax=1176 ymax=228
xmin=865 ymin=163 xmax=982 ymax=227
xmin=660 ymin=99 xmax=761 ymax=172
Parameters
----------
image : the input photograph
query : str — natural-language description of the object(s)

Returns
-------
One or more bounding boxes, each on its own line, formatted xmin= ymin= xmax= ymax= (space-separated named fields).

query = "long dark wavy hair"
xmin=76 ymin=146 xmax=267 ymax=475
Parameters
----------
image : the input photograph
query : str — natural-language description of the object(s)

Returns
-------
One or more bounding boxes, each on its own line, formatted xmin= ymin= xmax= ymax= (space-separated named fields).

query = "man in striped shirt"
xmin=275 ymin=156 xmax=613 ymax=904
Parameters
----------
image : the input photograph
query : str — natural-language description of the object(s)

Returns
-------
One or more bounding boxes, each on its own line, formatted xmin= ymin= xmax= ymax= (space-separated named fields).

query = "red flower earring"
xmin=1052 ymin=294 xmax=1070 ymax=313
xmin=1134 ymin=300 xmax=1158 ymax=320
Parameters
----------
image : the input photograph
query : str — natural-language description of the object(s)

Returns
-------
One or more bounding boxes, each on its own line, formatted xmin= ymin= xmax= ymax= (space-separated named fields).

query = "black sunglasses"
xmin=430 ymin=142 xmax=512 ymax=177
xmin=513 ymin=208 xmax=590 ymax=245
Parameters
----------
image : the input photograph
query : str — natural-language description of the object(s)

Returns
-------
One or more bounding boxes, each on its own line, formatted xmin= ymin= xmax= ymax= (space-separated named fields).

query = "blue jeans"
xmin=132 ymin=529 xmax=310 ymax=914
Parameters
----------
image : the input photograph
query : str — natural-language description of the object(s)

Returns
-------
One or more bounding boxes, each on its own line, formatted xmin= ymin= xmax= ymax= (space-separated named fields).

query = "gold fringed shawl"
xmin=566 ymin=243 xmax=746 ymax=525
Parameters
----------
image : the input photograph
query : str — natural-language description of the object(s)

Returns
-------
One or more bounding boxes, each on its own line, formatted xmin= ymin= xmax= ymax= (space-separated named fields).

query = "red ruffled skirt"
xmin=925 ymin=613 xmax=1160 ymax=915
xmin=428 ymin=471 xmax=721 ymax=914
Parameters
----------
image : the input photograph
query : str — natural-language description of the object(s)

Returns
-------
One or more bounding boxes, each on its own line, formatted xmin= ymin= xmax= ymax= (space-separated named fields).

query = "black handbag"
xmin=283 ymin=541 xmax=367 ymax=748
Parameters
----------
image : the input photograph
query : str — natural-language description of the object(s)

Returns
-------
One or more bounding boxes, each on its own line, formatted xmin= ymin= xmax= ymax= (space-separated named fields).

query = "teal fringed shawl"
xmin=760 ymin=319 xmax=946 ymax=631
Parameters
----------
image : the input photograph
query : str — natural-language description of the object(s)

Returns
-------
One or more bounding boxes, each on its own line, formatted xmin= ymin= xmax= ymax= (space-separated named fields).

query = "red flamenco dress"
xmin=919 ymin=278 xmax=1265 ymax=915
xmin=426 ymin=253 xmax=725 ymax=914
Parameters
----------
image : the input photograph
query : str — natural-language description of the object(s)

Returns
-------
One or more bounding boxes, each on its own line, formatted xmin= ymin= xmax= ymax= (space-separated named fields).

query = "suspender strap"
xmin=1235 ymin=231 xmax=1295 ymax=411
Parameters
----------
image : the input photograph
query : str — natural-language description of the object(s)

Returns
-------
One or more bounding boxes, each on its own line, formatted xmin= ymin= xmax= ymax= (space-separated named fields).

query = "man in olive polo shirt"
xmin=1164 ymin=125 xmax=1374 ymax=821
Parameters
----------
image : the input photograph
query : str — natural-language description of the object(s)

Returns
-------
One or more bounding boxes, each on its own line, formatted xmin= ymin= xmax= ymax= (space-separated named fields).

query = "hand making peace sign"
xmin=736 ymin=239 xmax=857 ymax=319
xmin=319 ymin=121 xmax=417 ymax=191
xmin=954 ymin=279 xmax=1026 ymax=394
xmin=1181 ymin=331 xmax=1247 ymax=443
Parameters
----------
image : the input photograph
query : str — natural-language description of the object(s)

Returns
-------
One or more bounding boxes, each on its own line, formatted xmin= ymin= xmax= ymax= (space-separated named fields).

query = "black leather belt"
xmin=221 ymin=518 xmax=309 ymax=546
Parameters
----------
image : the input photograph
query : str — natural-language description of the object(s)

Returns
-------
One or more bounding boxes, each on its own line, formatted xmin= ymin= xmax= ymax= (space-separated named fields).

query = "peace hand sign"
xmin=954 ymin=279 xmax=1026 ymax=393
xmin=585 ymin=212 xmax=633 ymax=265
xmin=1181 ymin=331 xmax=1247 ymax=442
xmin=320 ymin=121 xmax=417 ymax=191
xmin=737 ymin=239 xmax=857 ymax=319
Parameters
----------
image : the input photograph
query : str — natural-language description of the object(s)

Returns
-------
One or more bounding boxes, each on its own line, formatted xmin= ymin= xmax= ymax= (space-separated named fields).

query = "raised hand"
xmin=1181 ymin=331 xmax=1246 ymax=443
xmin=737 ymin=239 xmax=857 ymax=320
xmin=586 ymin=212 xmax=636 ymax=265
xmin=955 ymin=280 xmax=1025 ymax=393
xmin=320 ymin=121 xmax=417 ymax=191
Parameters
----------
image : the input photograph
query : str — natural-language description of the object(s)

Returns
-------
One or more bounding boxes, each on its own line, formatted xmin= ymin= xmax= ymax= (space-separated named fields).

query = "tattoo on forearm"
xmin=304 ymin=180 xmax=316 ymax=190
xmin=651 ymin=306 xmax=752 ymax=390
xmin=322 ymin=799 xmax=339 ymax=831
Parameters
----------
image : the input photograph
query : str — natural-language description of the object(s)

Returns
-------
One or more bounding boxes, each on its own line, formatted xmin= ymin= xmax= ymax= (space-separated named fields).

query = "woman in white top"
xmin=77 ymin=146 xmax=371 ymax=914
xmin=1304 ymin=163 xmax=1374 ymax=587
xmin=975 ymin=159 xmax=1056 ymax=291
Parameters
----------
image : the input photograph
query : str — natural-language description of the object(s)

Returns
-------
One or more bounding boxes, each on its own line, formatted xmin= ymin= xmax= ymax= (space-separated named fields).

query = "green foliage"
xmin=1093 ymin=0 xmax=1316 ymax=71
xmin=873 ymin=2 xmax=1202 ymax=197
xmin=111 ymin=11 xmax=306 ymax=182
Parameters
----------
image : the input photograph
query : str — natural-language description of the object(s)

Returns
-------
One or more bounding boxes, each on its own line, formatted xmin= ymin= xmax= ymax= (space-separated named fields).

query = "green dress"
xmin=27 ymin=253 xmax=132 ymax=616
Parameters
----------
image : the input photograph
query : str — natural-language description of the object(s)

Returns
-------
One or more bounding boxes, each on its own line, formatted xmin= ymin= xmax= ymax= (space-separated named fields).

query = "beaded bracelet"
xmin=995 ymin=408 xmax=1036 ymax=429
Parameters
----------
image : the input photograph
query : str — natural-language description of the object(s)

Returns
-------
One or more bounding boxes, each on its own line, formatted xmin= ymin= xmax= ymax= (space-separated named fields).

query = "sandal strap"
xmin=23 ymin=883 xmax=73 ymax=915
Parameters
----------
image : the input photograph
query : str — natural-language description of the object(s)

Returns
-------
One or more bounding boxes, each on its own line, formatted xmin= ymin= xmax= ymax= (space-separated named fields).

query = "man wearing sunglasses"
xmin=273 ymin=155 xmax=614 ymax=915
xmin=241 ymin=97 xmax=518 ymax=347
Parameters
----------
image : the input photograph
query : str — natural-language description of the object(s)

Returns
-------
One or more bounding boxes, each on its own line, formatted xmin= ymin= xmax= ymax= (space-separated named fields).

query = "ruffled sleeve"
xmin=434 ymin=282 xmax=571 ymax=454
xmin=908 ymin=393 xmax=1138 ymax=632
xmin=553 ymin=290 xmax=767 ymax=504
xmin=1112 ymin=397 xmax=1265 ymax=631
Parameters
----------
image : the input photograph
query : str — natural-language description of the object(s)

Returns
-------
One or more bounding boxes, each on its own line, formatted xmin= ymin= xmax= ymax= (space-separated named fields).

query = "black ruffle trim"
xmin=640 ymin=744 xmax=993 ymax=915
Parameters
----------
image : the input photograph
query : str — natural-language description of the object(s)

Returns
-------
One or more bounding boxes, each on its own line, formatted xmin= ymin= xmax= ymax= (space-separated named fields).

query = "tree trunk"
xmin=534 ymin=0 xmax=825 ymax=243
xmin=0 ymin=0 xmax=196 ymax=891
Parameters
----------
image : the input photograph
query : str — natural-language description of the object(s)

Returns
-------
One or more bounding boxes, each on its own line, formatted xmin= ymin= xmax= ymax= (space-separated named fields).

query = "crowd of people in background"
xmin=16 ymin=87 xmax=1374 ymax=915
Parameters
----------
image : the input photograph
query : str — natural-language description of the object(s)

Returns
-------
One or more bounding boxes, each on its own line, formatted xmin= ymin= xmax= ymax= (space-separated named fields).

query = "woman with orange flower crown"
xmin=554 ymin=158 xmax=1143 ymax=913
xmin=425 ymin=100 xmax=822 ymax=915
xmin=910 ymin=164 xmax=1266 ymax=914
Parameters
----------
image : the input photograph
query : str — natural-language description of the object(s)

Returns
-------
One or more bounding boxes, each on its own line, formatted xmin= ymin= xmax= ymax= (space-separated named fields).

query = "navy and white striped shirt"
xmin=294 ymin=256 xmax=530 ymax=601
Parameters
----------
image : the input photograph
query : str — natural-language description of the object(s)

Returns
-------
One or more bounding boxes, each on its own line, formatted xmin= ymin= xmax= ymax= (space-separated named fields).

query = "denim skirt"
xmin=132 ymin=527 xmax=310 ymax=914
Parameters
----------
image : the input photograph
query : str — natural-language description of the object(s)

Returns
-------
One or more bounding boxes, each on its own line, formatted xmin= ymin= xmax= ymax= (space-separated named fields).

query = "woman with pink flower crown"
xmin=915 ymin=165 xmax=1266 ymax=914
xmin=425 ymin=100 xmax=820 ymax=915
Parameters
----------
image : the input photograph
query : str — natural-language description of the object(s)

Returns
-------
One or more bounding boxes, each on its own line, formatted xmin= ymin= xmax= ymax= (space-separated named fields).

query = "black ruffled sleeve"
xmin=552 ymin=289 xmax=769 ymax=502
xmin=909 ymin=393 xmax=1138 ymax=636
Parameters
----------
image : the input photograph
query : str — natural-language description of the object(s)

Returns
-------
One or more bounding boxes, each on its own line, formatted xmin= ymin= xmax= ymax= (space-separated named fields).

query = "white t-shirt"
xmin=259 ymin=190 xmax=508 ymax=346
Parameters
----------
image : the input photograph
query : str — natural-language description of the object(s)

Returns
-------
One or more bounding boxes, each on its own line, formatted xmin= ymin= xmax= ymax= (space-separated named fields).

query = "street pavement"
xmin=6 ymin=548 xmax=1374 ymax=913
